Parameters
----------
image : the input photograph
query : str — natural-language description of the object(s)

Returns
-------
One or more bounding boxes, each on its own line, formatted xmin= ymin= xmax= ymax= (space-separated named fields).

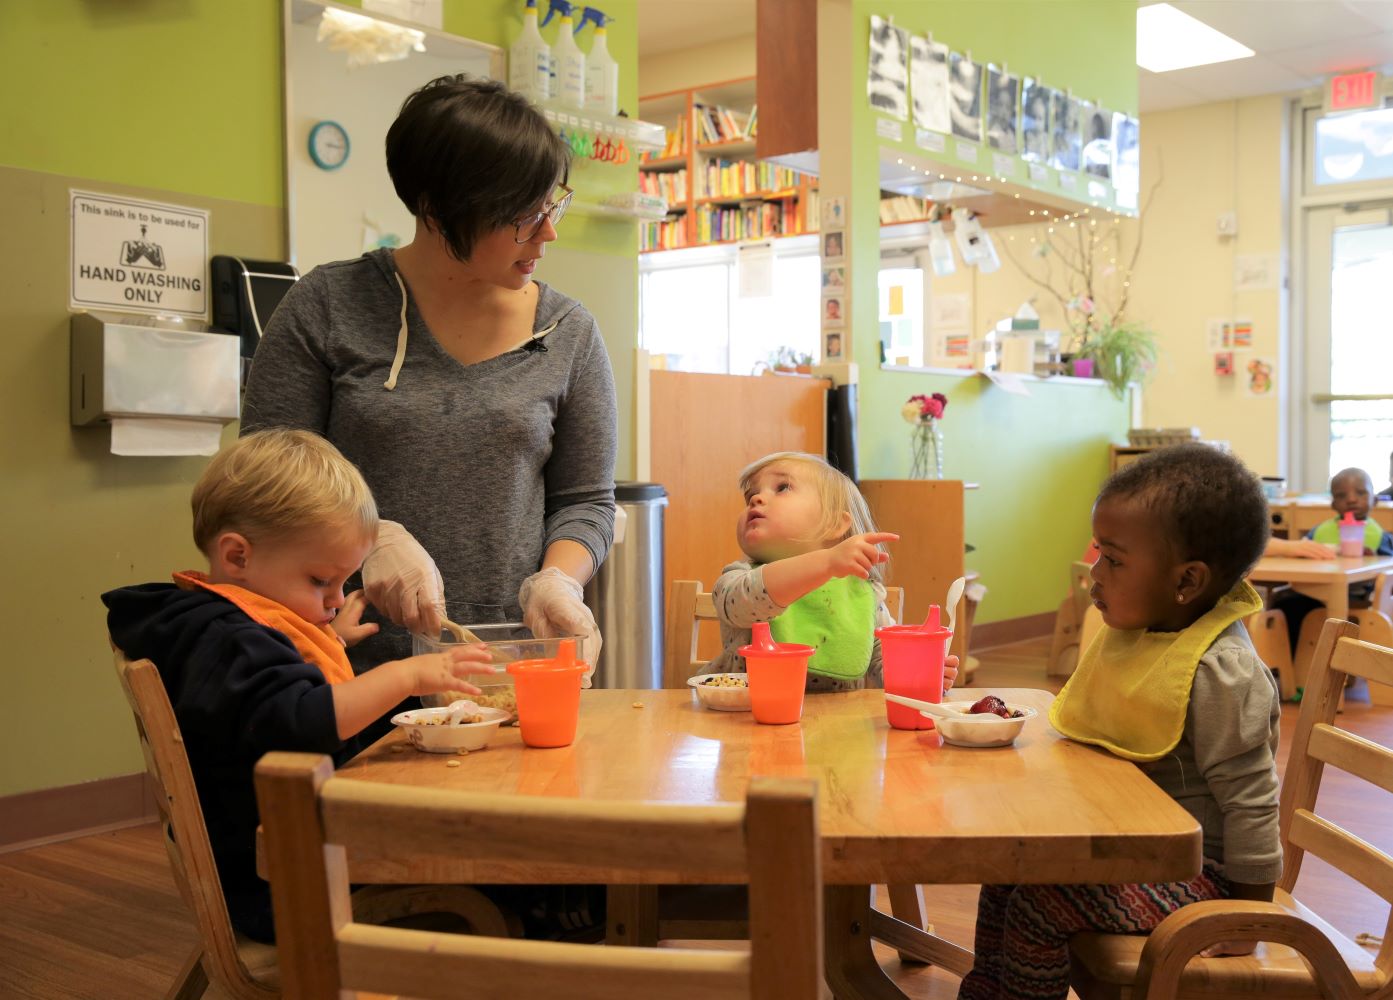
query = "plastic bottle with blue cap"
xmin=509 ymin=0 xmax=551 ymax=102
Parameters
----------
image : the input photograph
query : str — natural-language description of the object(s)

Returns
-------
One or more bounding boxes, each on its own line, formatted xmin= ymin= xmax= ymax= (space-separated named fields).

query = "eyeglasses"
xmin=513 ymin=185 xmax=573 ymax=243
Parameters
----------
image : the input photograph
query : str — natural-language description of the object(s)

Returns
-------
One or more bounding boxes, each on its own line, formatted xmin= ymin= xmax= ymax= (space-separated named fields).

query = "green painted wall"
xmin=0 ymin=0 xmax=639 ymax=799
xmin=844 ymin=1 xmax=1136 ymax=623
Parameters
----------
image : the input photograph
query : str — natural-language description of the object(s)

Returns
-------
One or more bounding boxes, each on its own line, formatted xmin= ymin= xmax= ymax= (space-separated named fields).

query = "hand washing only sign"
xmin=70 ymin=190 xmax=209 ymax=318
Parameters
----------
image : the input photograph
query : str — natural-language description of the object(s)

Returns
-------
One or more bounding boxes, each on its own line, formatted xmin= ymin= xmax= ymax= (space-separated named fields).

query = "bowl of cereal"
xmin=391 ymin=701 xmax=511 ymax=753
xmin=687 ymin=672 xmax=752 ymax=712
xmin=414 ymin=622 xmax=588 ymax=723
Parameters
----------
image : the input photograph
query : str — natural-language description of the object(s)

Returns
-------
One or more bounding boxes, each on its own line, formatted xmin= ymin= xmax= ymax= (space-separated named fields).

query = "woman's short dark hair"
xmin=386 ymin=76 xmax=570 ymax=261
xmin=1096 ymin=443 xmax=1269 ymax=593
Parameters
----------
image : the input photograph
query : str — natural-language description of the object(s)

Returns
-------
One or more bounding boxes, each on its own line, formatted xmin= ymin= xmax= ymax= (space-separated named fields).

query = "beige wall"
xmin=639 ymin=35 xmax=756 ymax=95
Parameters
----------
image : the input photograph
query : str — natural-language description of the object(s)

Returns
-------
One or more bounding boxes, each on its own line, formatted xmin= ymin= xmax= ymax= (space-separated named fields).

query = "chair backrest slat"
xmin=337 ymin=923 xmax=749 ymax=1000
xmin=1330 ymin=636 xmax=1393 ymax=688
xmin=1307 ymin=723 xmax=1393 ymax=795
xmin=256 ymin=753 xmax=823 ymax=1000
xmin=695 ymin=590 xmax=716 ymax=619
xmin=320 ymin=781 xmax=748 ymax=873
xmin=1288 ymin=809 xmax=1393 ymax=904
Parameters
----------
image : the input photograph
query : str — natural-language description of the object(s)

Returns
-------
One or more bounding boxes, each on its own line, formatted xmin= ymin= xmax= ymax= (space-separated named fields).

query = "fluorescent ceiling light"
xmin=1136 ymin=3 xmax=1254 ymax=73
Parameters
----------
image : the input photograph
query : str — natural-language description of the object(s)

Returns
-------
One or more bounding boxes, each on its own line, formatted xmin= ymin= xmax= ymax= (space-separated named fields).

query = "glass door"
xmin=1301 ymin=203 xmax=1393 ymax=489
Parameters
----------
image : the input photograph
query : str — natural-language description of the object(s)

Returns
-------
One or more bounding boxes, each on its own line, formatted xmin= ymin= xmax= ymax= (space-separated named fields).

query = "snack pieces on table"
xmin=700 ymin=674 xmax=749 ymax=688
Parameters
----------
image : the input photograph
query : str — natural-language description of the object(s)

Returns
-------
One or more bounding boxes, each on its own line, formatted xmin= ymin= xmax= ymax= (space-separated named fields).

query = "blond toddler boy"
xmin=103 ymin=429 xmax=494 ymax=942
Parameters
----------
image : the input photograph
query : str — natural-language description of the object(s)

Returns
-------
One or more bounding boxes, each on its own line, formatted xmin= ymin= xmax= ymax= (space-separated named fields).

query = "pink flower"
xmin=903 ymin=392 xmax=948 ymax=423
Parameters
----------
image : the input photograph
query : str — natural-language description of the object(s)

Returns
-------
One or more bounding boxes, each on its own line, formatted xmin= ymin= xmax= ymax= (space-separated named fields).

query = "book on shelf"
xmin=744 ymin=104 xmax=758 ymax=139
xmin=692 ymin=102 xmax=751 ymax=145
xmin=640 ymin=168 xmax=687 ymax=203
xmin=641 ymin=117 xmax=687 ymax=162
xmin=694 ymin=197 xmax=803 ymax=243
xmin=700 ymin=159 xmax=802 ymax=199
xmin=879 ymin=195 xmax=931 ymax=224
xmin=641 ymin=216 xmax=688 ymax=252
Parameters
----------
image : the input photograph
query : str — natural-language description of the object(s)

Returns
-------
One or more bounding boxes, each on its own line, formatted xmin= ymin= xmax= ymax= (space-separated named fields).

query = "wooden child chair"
xmin=1048 ymin=561 xmax=1096 ymax=677
xmin=1245 ymin=609 xmax=1297 ymax=701
xmin=111 ymin=646 xmax=512 ymax=1000
xmin=1293 ymin=573 xmax=1393 ymax=705
xmin=1068 ymin=617 xmax=1393 ymax=999
xmin=254 ymin=752 xmax=824 ymax=1000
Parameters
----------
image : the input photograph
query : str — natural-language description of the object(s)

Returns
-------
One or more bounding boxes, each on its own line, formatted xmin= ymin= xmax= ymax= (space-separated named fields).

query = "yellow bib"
xmin=174 ymin=571 xmax=356 ymax=685
xmin=1049 ymin=581 xmax=1262 ymax=762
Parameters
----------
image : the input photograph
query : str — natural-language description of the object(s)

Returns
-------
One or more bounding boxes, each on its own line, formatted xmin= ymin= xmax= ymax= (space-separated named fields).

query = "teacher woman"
xmin=242 ymin=76 xmax=616 ymax=676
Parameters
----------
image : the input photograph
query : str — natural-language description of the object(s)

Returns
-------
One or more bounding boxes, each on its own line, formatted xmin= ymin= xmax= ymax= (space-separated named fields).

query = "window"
xmin=639 ymin=243 xmax=820 ymax=374
xmin=1327 ymin=223 xmax=1393 ymax=479
xmin=1313 ymin=104 xmax=1393 ymax=187
xmin=878 ymin=262 xmax=925 ymax=366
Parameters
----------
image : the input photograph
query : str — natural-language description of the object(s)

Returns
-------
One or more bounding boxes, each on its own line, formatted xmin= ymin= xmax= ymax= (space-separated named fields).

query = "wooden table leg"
xmin=1291 ymin=582 xmax=1350 ymax=695
xmin=606 ymin=885 xmax=658 ymax=946
xmin=823 ymin=885 xmax=910 ymax=1000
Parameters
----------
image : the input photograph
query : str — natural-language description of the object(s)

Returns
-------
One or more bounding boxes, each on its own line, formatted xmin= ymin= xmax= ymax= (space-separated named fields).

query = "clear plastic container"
xmin=413 ymin=623 xmax=587 ymax=719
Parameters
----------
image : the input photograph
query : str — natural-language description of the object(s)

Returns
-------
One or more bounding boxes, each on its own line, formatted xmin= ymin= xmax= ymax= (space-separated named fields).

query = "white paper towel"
xmin=110 ymin=417 xmax=223 ymax=456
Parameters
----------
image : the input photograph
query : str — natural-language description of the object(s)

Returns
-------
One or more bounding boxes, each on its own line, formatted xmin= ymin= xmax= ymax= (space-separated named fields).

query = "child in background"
xmin=710 ymin=452 xmax=958 ymax=692
xmin=1269 ymin=466 xmax=1393 ymax=650
xmin=960 ymin=444 xmax=1280 ymax=1000
xmin=103 ymin=430 xmax=495 ymax=943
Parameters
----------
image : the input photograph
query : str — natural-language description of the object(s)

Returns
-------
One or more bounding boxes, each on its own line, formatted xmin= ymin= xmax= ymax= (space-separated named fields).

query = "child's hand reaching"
xmin=1265 ymin=537 xmax=1335 ymax=560
xmin=825 ymin=532 xmax=899 ymax=580
xmin=401 ymin=645 xmax=498 ymax=698
xmin=331 ymin=590 xmax=379 ymax=647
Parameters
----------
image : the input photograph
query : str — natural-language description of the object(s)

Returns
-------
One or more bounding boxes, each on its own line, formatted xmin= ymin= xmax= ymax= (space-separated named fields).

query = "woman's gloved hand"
xmin=362 ymin=521 xmax=444 ymax=636
xmin=519 ymin=567 xmax=602 ymax=688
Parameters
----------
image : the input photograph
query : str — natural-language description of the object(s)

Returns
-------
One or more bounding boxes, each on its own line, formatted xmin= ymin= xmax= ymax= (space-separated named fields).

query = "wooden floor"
xmin=2 ymin=635 xmax=1389 ymax=1000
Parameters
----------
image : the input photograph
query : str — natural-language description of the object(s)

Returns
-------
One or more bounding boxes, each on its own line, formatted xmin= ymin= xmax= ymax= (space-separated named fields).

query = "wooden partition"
xmin=859 ymin=480 xmax=971 ymax=659
xmin=649 ymin=371 xmax=830 ymax=660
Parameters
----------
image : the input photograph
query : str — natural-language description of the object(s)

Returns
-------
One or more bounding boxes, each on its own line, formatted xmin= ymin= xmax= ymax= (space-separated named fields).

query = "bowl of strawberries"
xmin=931 ymin=694 xmax=1036 ymax=748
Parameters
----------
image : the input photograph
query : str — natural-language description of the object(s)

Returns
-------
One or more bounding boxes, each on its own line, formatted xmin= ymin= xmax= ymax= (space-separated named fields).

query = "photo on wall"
xmin=1021 ymin=78 xmax=1051 ymax=162
xmin=1050 ymin=91 xmax=1081 ymax=171
xmin=985 ymin=65 xmax=1020 ymax=154
xmin=1112 ymin=113 xmax=1140 ymax=194
xmin=948 ymin=52 xmax=982 ymax=142
xmin=910 ymin=35 xmax=951 ymax=133
xmin=867 ymin=15 xmax=910 ymax=121
xmin=825 ymin=331 xmax=844 ymax=360
xmin=1083 ymin=104 xmax=1114 ymax=180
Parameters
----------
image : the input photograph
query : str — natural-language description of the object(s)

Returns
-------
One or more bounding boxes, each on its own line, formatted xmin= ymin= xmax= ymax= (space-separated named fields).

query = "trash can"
xmin=584 ymin=482 xmax=668 ymax=689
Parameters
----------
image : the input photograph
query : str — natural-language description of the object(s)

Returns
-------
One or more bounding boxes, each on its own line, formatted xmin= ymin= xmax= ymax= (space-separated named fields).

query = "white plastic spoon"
xmin=944 ymin=576 xmax=967 ymax=635
xmin=446 ymin=699 xmax=484 ymax=726
xmin=885 ymin=692 xmax=1001 ymax=723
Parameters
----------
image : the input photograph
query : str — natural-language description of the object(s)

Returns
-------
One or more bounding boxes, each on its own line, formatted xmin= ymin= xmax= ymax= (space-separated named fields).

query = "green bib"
xmin=1311 ymin=517 xmax=1383 ymax=551
xmin=769 ymin=576 xmax=876 ymax=680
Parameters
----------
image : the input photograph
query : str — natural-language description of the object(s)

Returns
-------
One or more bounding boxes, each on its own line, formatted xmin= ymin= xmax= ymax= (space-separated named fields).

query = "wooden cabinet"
xmin=859 ymin=480 xmax=974 ymax=660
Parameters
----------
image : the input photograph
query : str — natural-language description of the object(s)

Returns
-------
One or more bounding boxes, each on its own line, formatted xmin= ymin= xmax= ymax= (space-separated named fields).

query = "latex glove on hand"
xmin=362 ymin=521 xmax=445 ymax=636
xmin=519 ymin=567 xmax=602 ymax=688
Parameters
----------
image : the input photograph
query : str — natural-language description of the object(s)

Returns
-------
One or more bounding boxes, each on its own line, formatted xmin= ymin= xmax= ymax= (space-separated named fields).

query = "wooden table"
xmin=321 ymin=688 xmax=1200 ymax=999
xmin=1248 ymin=554 xmax=1393 ymax=623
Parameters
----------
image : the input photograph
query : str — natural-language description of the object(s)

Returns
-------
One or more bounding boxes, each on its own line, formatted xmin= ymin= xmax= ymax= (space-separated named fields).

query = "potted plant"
xmin=769 ymin=346 xmax=814 ymax=374
xmin=1076 ymin=320 xmax=1159 ymax=398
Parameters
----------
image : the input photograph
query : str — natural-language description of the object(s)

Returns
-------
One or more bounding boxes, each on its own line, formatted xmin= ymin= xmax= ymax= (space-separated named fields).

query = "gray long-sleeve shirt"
xmin=1139 ymin=622 xmax=1283 ymax=885
xmin=241 ymin=249 xmax=616 ymax=667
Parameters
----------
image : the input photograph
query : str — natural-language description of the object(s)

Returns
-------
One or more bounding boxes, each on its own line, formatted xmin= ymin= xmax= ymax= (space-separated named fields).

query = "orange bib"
xmin=173 ymin=571 xmax=356 ymax=685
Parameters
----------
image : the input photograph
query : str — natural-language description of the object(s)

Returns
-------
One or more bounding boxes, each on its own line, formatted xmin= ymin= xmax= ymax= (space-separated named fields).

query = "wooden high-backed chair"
xmin=1068 ymin=617 xmax=1393 ymax=999
xmin=255 ymin=752 xmax=824 ymax=1000
xmin=111 ymin=647 xmax=513 ymax=1000
xmin=1048 ymin=561 xmax=1096 ymax=677
xmin=1293 ymin=573 xmax=1393 ymax=705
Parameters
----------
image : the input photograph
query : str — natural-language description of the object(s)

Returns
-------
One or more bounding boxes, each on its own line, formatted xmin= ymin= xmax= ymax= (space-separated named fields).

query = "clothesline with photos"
xmin=865 ymin=14 xmax=1141 ymax=207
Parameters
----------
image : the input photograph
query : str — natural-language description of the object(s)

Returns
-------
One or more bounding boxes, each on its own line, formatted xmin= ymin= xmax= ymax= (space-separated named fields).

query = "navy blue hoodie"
xmin=103 ymin=583 xmax=401 ymax=942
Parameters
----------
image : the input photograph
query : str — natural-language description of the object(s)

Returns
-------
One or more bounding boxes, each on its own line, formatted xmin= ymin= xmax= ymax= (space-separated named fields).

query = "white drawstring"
xmin=384 ymin=271 xmax=410 ymax=390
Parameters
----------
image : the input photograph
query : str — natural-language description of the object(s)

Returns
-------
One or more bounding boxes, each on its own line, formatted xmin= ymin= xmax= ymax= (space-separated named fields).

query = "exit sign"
xmin=1327 ymin=70 xmax=1381 ymax=113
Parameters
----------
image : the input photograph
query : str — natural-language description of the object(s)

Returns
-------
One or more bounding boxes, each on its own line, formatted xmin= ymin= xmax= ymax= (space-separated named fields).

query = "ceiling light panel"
xmin=1137 ymin=3 xmax=1255 ymax=73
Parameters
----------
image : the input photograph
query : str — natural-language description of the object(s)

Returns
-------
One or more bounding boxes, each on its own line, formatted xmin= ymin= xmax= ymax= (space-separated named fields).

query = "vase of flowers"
xmin=901 ymin=392 xmax=948 ymax=479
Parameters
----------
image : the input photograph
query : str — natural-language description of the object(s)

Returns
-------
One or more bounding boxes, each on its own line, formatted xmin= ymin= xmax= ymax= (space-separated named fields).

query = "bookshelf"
xmin=638 ymin=77 xmax=818 ymax=253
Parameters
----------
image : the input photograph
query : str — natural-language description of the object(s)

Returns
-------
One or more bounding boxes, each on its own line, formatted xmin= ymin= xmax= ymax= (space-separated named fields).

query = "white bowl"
xmin=929 ymin=700 xmax=1037 ymax=748
xmin=688 ymin=673 xmax=752 ymax=712
xmin=391 ymin=704 xmax=511 ymax=753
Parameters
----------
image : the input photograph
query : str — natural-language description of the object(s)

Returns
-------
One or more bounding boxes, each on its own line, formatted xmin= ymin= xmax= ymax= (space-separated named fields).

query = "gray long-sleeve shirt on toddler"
xmin=241 ymin=249 xmax=616 ymax=669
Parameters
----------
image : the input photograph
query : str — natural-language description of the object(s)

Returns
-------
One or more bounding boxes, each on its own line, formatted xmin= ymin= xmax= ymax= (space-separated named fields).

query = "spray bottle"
xmin=951 ymin=207 xmax=1000 ymax=274
xmin=580 ymin=7 xmax=619 ymax=116
xmin=544 ymin=0 xmax=586 ymax=109
xmin=927 ymin=207 xmax=955 ymax=276
xmin=509 ymin=0 xmax=550 ymax=102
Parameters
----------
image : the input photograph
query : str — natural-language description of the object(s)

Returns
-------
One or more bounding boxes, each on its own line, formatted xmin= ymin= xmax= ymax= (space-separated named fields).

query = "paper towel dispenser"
xmin=70 ymin=311 xmax=240 ymax=426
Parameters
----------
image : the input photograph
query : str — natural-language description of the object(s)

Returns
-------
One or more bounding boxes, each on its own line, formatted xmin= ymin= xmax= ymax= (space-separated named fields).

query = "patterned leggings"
xmin=957 ymin=862 xmax=1230 ymax=1000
